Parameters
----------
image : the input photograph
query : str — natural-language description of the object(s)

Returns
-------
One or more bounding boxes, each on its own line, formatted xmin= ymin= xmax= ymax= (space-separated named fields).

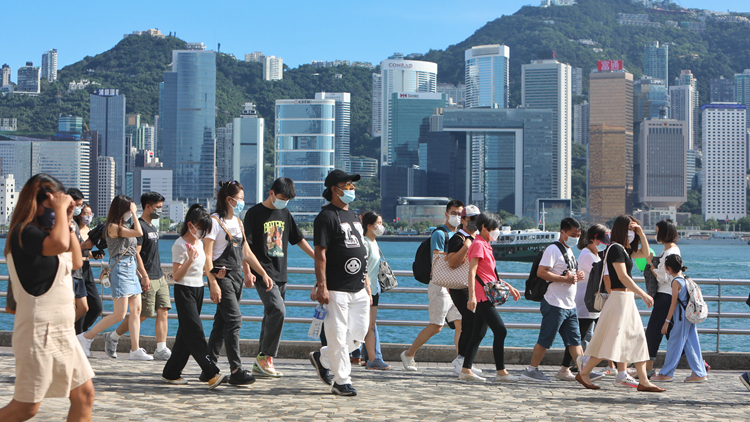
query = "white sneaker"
xmin=471 ymin=365 xmax=483 ymax=374
xmin=400 ymin=351 xmax=418 ymax=372
xmin=103 ymin=332 xmax=118 ymax=359
xmin=452 ymin=356 xmax=463 ymax=374
xmin=458 ymin=371 xmax=486 ymax=382
xmin=129 ymin=348 xmax=154 ymax=361
xmin=555 ymin=368 xmax=576 ymax=381
xmin=495 ymin=374 xmax=520 ymax=383
xmin=153 ymin=347 xmax=172 ymax=361
xmin=575 ymin=355 xmax=590 ymax=373
xmin=77 ymin=333 xmax=92 ymax=358
xmin=614 ymin=375 xmax=638 ymax=388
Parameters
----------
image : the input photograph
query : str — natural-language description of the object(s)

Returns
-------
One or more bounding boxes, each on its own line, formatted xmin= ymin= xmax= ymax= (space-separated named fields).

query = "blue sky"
xmin=2 ymin=0 xmax=748 ymax=74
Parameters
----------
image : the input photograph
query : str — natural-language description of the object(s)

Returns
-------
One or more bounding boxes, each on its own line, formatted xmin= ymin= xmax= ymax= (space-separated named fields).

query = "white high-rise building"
xmin=0 ymin=174 xmax=17 ymax=226
xmin=97 ymin=156 xmax=116 ymax=217
xmin=315 ymin=92 xmax=351 ymax=170
xmin=1 ymin=64 xmax=11 ymax=87
xmin=371 ymin=73 xmax=383 ymax=136
xmin=376 ymin=55 xmax=437 ymax=165
xmin=41 ymin=49 xmax=57 ymax=81
xmin=233 ymin=103 xmax=264 ymax=205
xmin=522 ymin=59 xmax=572 ymax=199
xmin=142 ymin=123 xmax=155 ymax=151
xmin=669 ymin=84 xmax=695 ymax=149
xmin=133 ymin=168 xmax=173 ymax=206
xmin=701 ymin=103 xmax=747 ymax=220
xmin=263 ymin=56 xmax=283 ymax=81
xmin=464 ymin=44 xmax=510 ymax=109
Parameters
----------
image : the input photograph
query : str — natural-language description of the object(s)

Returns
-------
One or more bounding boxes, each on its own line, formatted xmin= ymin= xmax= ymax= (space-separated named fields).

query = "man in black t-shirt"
xmin=309 ymin=170 xmax=370 ymax=397
xmin=244 ymin=177 xmax=315 ymax=377
xmin=106 ymin=192 xmax=172 ymax=360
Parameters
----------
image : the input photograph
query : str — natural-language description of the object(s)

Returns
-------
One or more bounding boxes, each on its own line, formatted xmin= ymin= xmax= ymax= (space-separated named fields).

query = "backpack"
xmin=412 ymin=226 xmax=449 ymax=284
xmin=584 ymin=245 xmax=616 ymax=313
xmin=524 ymin=241 xmax=573 ymax=302
xmin=679 ymin=276 xmax=708 ymax=324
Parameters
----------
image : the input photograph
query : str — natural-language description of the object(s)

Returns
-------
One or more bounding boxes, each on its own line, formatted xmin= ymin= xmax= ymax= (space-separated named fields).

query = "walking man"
xmin=309 ymin=170 xmax=371 ymax=397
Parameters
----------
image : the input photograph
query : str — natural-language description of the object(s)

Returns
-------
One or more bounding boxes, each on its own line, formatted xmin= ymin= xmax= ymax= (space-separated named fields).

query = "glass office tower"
xmin=90 ymin=89 xmax=126 ymax=194
xmin=389 ymin=92 xmax=446 ymax=167
xmin=234 ymin=103 xmax=264 ymax=206
xmin=465 ymin=44 xmax=510 ymax=109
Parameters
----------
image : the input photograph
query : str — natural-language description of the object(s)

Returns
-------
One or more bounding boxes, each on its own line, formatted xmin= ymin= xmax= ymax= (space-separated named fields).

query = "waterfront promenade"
xmin=0 ymin=346 xmax=747 ymax=421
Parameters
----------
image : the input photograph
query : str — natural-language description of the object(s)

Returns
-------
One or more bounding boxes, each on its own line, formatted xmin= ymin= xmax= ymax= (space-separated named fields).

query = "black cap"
xmin=324 ymin=170 xmax=361 ymax=188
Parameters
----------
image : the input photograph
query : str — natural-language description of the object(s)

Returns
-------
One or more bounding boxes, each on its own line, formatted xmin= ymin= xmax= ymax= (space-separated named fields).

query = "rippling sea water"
xmin=1 ymin=238 xmax=748 ymax=352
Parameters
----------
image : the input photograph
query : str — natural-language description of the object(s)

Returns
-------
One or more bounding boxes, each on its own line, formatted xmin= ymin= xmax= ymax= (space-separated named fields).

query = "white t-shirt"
xmin=655 ymin=245 xmax=680 ymax=295
xmin=540 ymin=243 xmax=577 ymax=309
xmin=171 ymin=237 xmax=206 ymax=288
xmin=205 ymin=213 xmax=243 ymax=260
xmin=575 ymin=248 xmax=600 ymax=319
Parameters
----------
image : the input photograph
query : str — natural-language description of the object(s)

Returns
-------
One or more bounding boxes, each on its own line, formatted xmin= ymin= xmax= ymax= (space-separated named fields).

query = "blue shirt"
xmin=430 ymin=224 xmax=454 ymax=253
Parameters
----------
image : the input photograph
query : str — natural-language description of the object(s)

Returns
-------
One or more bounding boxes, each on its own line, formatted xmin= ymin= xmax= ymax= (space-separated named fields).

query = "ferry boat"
xmin=678 ymin=231 xmax=749 ymax=246
xmin=490 ymin=226 xmax=560 ymax=262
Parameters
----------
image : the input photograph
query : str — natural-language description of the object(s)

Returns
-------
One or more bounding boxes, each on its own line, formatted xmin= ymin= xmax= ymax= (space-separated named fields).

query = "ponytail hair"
xmin=665 ymin=254 xmax=688 ymax=274
xmin=578 ymin=224 xmax=607 ymax=250
xmin=180 ymin=204 xmax=212 ymax=238
xmin=216 ymin=180 xmax=244 ymax=219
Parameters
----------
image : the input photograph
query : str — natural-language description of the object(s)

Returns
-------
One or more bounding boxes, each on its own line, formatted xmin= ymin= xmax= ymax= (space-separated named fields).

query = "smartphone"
xmin=210 ymin=266 xmax=230 ymax=274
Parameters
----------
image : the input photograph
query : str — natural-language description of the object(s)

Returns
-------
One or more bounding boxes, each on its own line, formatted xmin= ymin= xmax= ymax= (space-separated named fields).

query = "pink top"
xmin=468 ymin=235 xmax=497 ymax=303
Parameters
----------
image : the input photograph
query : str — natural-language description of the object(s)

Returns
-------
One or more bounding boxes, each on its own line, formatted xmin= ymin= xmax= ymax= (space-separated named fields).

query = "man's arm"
xmin=135 ymin=245 xmax=151 ymax=292
xmin=314 ymin=245 xmax=329 ymax=304
xmin=297 ymin=238 xmax=315 ymax=259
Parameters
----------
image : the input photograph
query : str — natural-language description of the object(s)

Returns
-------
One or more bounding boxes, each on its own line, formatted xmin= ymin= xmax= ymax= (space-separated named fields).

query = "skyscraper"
xmin=371 ymin=73 xmax=383 ymax=136
xmin=1 ymin=64 xmax=10 ymax=87
xmin=41 ymin=49 xmax=57 ymax=81
xmin=82 ymin=130 xmax=99 ymax=211
xmin=388 ymin=92 xmax=446 ymax=168
xmin=90 ymin=88 xmax=126 ymax=193
xmin=464 ymin=44 xmax=510 ymax=109
xmin=215 ymin=122 xmax=234 ymax=183
xmin=734 ymin=69 xmax=750 ymax=128
xmin=588 ymin=68 xmax=634 ymax=222
xmin=572 ymin=67 xmax=584 ymax=96
xmin=159 ymin=48 xmax=216 ymax=200
xmin=275 ymin=99 xmax=335 ymax=222
xmin=315 ymin=92 xmax=351 ymax=171
xmin=675 ymin=70 xmax=700 ymax=147
xmin=17 ymin=62 xmax=40 ymax=93
xmin=234 ymin=103 xmax=264 ymax=205
xmin=669 ymin=84 xmax=695 ymax=149
xmin=643 ymin=41 xmax=668 ymax=82
xmin=0 ymin=174 xmax=17 ymax=226
xmin=701 ymin=103 xmax=747 ymax=220
xmin=263 ymin=56 xmax=283 ymax=81
xmin=573 ymin=100 xmax=590 ymax=145
xmin=521 ymin=58 xmax=572 ymax=199
xmin=376 ymin=54 xmax=437 ymax=165
xmin=638 ymin=119 xmax=688 ymax=208
xmin=97 ymin=156 xmax=116 ymax=217
xmin=711 ymin=76 xmax=734 ymax=103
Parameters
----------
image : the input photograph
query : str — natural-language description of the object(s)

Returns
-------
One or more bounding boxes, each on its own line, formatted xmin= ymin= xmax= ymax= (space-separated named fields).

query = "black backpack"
xmin=412 ymin=226 xmax=449 ymax=284
xmin=524 ymin=241 xmax=574 ymax=302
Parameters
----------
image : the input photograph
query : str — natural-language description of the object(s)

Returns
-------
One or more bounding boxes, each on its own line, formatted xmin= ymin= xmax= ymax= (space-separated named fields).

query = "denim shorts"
xmin=537 ymin=298 xmax=581 ymax=349
xmin=109 ymin=255 xmax=142 ymax=299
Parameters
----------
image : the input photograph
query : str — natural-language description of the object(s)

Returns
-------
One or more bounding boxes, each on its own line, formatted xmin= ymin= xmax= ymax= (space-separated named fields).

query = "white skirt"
xmin=585 ymin=291 xmax=649 ymax=363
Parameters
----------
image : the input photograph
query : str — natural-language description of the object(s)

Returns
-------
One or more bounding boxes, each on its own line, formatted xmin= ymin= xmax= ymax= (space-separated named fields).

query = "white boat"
xmin=678 ymin=231 xmax=749 ymax=246
xmin=490 ymin=226 xmax=561 ymax=262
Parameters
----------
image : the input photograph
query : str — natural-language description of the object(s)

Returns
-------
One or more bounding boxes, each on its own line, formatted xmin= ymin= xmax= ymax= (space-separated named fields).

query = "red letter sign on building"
xmin=597 ymin=60 xmax=623 ymax=71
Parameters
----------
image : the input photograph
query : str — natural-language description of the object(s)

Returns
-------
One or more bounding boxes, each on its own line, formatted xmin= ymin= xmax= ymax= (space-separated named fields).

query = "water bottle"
xmin=307 ymin=304 xmax=327 ymax=340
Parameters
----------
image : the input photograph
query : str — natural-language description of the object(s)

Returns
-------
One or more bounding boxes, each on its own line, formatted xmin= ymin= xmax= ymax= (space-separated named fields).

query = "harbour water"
xmin=0 ymin=239 xmax=748 ymax=353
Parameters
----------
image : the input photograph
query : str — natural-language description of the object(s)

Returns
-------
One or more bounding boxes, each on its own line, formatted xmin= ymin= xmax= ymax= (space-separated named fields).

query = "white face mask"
xmin=489 ymin=229 xmax=501 ymax=242
xmin=628 ymin=230 xmax=635 ymax=244
xmin=124 ymin=212 xmax=132 ymax=222
xmin=448 ymin=215 xmax=461 ymax=227
xmin=373 ymin=225 xmax=386 ymax=236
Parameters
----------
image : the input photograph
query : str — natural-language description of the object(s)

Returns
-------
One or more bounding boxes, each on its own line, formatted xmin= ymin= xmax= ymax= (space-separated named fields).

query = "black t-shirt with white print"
xmin=313 ymin=203 xmax=367 ymax=293
xmin=244 ymin=203 xmax=305 ymax=283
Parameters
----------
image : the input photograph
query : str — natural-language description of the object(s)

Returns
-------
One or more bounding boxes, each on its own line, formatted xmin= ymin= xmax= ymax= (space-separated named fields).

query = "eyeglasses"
xmin=336 ymin=182 xmax=356 ymax=190
xmin=230 ymin=196 xmax=244 ymax=203
xmin=448 ymin=211 xmax=462 ymax=216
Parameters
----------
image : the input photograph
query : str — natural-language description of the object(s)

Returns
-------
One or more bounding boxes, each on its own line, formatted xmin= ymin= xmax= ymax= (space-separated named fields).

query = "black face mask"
xmin=466 ymin=221 xmax=478 ymax=233
xmin=38 ymin=206 xmax=56 ymax=230
xmin=151 ymin=208 xmax=162 ymax=220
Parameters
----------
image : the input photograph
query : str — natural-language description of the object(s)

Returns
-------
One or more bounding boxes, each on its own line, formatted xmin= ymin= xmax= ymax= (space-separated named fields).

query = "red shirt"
xmin=467 ymin=235 xmax=496 ymax=302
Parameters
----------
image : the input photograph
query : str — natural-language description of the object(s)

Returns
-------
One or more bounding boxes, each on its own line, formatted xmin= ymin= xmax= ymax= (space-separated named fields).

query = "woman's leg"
xmin=462 ymin=310 xmax=488 ymax=373
xmin=0 ymin=400 xmax=42 ymax=422
xmin=476 ymin=302 xmax=508 ymax=374
xmin=634 ymin=361 xmax=660 ymax=388
xmin=365 ymin=306 xmax=378 ymax=362
xmin=128 ymin=294 xmax=142 ymax=351
xmin=448 ymin=289 xmax=474 ymax=358
xmin=683 ymin=325 xmax=707 ymax=378
xmin=655 ymin=319 xmax=687 ymax=379
xmin=85 ymin=297 xmax=128 ymax=339
xmin=580 ymin=356 xmax=604 ymax=383
xmin=645 ymin=293 xmax=671 ymax=371
xmin=67 ymin=379 xmax=95 ymax=422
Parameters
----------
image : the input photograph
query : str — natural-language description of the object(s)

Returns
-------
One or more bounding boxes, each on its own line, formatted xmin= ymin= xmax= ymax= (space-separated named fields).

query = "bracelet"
xmin=665 ymin=319 xmax=671 ymax=323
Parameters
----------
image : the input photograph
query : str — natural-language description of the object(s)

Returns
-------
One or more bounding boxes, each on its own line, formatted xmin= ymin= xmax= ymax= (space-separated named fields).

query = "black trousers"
xmin=163 ymin=284 xmax=220 ymax=380
xmin=449 ymin=288 xmax=475 ymax=358
xmin=207 ymin=271 xmax=244 ymax=371
xmin=463 ymin=301 xmax=507 ymax=371
xmin=562 ymin=317 xmax=597 ymax=368
xmin=75 ymin=261 xmax=102 ymax=334
xmin=646 ymin=292 xmax=673 ymax=360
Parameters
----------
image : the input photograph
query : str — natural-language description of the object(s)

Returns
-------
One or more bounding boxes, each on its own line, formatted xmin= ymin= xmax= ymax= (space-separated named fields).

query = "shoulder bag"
xmin=475 ymin=274 xmax=510 ymax=307
xmin=377 ymin=249 xmax=398 ymax=293
xmin=431 ymin=251 xmax=470 ymax=289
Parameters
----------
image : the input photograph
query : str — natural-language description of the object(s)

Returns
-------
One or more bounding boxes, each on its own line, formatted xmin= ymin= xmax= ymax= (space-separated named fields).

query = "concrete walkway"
xmin=0 ymin=347 xmax=748 ymax=421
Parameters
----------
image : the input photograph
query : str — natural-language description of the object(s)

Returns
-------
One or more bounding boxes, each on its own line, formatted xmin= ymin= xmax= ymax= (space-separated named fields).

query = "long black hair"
xmin=361 ymin=211 xmax=380 ymax=236
xmin=180 ymin=204 xmax=212 ymax=238
xmin=216 ymin=180 xmax=244 ymax=219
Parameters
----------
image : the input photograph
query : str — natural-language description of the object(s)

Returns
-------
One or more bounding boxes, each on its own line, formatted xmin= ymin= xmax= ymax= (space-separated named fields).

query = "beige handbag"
xmin=430 ymin=251 xmax=470 ymax=289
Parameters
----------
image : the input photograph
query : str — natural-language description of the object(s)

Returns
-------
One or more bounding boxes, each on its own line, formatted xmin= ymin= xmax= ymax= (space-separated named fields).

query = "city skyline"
xmin=2 ymin=0 xmax=748 ymax=75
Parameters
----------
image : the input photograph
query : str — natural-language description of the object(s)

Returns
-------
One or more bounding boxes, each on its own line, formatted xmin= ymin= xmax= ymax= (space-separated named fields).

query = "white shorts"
xmin=427 ymin=282 xmax=461 ymax=326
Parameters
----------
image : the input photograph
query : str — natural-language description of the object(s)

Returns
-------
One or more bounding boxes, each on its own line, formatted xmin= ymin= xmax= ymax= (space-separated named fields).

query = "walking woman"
xmin=0 ymin=173 xmax=95 ymax=422
xmin=204 ymin=181 xmax=273 ymax=386
xmin=78 ymin=195 xmax=153 ymax=361
xmin=576 ymin=215 xmax=665 ymax=392
xmin=446 ymin=204 xmax=481 ymax=375
xmin=360 ymin=211 xmax=391 ymax=370
xmin=645 ymin=219 xmax=680 ymax=376
xmin=461 ymin=212 xmax=521 ymax=382
xmin=162 ymin=204 xmax=227 ymax=388
xmin=651 ymin=255 xmax=707 ymax=383
xmin=74 ymin=202 xmax=104 ymax=335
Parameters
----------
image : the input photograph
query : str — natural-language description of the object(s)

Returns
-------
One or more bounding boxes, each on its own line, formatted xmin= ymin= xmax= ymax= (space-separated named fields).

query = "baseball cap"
xmin=323 ymin=170 xmax=361 ymax=201
xmin=461 ymin=204 xmax=481 ymax=217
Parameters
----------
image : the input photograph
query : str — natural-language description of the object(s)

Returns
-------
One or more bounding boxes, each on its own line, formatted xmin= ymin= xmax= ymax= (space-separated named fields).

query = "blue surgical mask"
xmin=272 ymin=197 xmax=288 ymax=210
xmin=38 ymin=206 xmax=56 ymax=229
xmin=232 ymin=198 xmax=245 ymax=215
xmin=339 ymin=189 xmax=356 ymax=204
xmin=73 ymin=206 xmax=82 ymax=217
xmin=564 ymin=236 xmax=579 ymax=249
xmin=596 ymin=243 xmax=607 ymax=252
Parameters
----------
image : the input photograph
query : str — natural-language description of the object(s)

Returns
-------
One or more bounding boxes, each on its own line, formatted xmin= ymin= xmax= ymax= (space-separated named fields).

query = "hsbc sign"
xmin=598 ymin=60 xmax=623 ymax=71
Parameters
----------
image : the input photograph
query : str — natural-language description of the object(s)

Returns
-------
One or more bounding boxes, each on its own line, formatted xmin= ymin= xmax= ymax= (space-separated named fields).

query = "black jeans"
xmin=646 ymin=292 xmax=673 ymax=360
xmin=562 ymin=318 xmax=597 ymax=368
xmin=75 ymin=261 xmax=102 ymax=334
xmin=463 ymin=301 xmax=507 ymax=371
xmin=449 ymin=288 xmax=475 ymax=358
xmin=256 ymin=281 xmax=287 ymax=357
xmin=163 ymin=284 xmax=220 ymax=380
xmin=207 ymin=271 xmax=244 ymax=372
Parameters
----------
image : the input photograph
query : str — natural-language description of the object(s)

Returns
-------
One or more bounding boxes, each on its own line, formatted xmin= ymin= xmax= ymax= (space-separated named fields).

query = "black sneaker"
xmin=331 ymin=382 xmax=357 ymax=396
xmin=309 ymin=351 xmax=332 ymax=385
xmin=228 ymin=368 xmax=256 ymax=386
